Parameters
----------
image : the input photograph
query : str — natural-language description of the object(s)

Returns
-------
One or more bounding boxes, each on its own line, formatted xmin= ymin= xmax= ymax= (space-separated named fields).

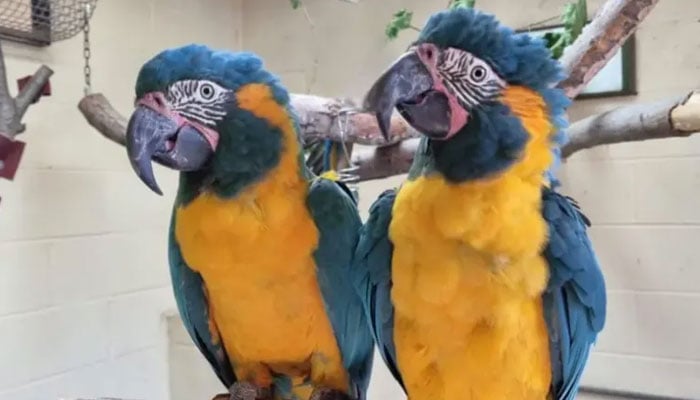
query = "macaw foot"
xmin=309 ymin=387 xmax=353 ymax=400
xmin=228 ymin=381 xmax=272 ymax=400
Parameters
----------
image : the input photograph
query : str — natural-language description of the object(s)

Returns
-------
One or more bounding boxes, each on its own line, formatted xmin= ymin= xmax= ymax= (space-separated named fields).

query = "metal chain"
xmin=82 ymin=3 xmax=92 ymax=96
xmin=336 ymin=108 xmax=360 ymax=200
xmin=337 ymin=108 xmax=356 ymax=166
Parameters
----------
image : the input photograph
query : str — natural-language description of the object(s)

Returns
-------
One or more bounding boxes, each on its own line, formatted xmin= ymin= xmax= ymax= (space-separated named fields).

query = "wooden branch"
xmin=558 ymin=0 xmax=659 ymax=98
xmin=78 ymin=0 xmax=667 ymax=183
xmin=77 ymin=92 xmax=420 ymax=148
xmin=0 ymin=41 xmax=21 ymax=136
xmin=562 ymin=90 xmax=700 ymax=157
xmin=290 ymin=94 xmax=418 ymax=146
xmin=78 ymin=93 xmax=128 ymax=146
xmin=14 ymin=65 xmax=53 ymax=120
xmin=0 ymin=41 xmax=53 ymax=185
xmin=353 ymin=139 xmax=419 ymax=181
xmin=80 ymin=90 xmax=700 ymax=183
xmin=0 ymin=41 xmax=54 ymax=138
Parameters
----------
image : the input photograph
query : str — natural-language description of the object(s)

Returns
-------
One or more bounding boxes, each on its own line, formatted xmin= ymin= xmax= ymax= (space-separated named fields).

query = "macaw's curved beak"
xmin=126 ymin=92 xmax=217 ymax=195
xmin=362 ymin=48 xmax=452 ymax=141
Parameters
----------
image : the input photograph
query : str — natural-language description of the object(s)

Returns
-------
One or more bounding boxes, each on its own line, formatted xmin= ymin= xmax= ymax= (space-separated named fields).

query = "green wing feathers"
xmin=307 ymin=178 xmax=376 ymax=399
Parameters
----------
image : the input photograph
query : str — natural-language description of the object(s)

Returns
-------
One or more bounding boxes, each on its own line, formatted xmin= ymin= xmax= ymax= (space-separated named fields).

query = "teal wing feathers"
xmin=169 ymin=209 xmax=237 ymax=389
xmin=307 ymin=178 xmax=375 ymax=400
xmin=541 ymin=187 xmax=607 ymax=400
xmin=353 ymin=189 xmax=404 ymax=391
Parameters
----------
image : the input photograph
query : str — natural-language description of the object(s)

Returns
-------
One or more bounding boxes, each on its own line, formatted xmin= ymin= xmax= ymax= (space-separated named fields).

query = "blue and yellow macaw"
xmin=124 ymin=45 xmax=374 ymax=400
xmin=357 ymin=8 xmax=606 ymax=400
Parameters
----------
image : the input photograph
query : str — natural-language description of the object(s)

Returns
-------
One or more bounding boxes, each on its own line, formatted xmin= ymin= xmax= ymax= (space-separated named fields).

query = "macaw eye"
xmin=199 ymin=83 xmax=215 ymax=100
xmin=470 ymin=65 xmax=487 ymax=82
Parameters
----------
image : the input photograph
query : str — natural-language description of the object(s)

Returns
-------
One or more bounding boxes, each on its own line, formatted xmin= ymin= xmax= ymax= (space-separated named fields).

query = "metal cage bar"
xmin=0 ymin=0 xmax=97 ymax=46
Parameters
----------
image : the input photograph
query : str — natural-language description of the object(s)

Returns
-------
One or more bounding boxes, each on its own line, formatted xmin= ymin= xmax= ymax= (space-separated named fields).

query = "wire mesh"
xmin=0 ymin=0 xmax=97 ymax=46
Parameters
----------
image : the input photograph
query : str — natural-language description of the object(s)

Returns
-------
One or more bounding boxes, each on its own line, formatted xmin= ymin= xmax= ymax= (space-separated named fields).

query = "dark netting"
xmin=0 ymin=0 xmax=98 ymax=46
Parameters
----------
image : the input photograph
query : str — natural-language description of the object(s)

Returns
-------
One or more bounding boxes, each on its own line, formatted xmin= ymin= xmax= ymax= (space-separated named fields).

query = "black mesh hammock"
xmin=0 ymin=0 xmax=98 ymax=46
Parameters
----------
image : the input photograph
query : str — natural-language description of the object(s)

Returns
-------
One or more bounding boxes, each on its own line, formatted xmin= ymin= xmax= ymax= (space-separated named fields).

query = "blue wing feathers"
xmin=541 ymin=188 xmax=607 ymax=400
xmin=307 ymin=178 xmax=375 ymax=399
xmin=168 ymin=210 xmax=237 ymax=389
xmin=354 ymin=189 xmax=405 ymax=390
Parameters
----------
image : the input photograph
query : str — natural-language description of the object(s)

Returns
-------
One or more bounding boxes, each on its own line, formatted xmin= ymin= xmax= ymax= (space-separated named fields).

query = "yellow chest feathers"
xmin=390 ymin=85 xmax=556 ymax=304
xmin=387 ymin=86 xmax=556 ymax=400
xmin=174 ymin=178 xmax=318 ymax=283
xmin=174 ymin=81 xmax=321 ymax=284
xmin=389 ymin=172 xmax=550 ymax=317
xmin=171 ymin=83 xmax=350 ymax=395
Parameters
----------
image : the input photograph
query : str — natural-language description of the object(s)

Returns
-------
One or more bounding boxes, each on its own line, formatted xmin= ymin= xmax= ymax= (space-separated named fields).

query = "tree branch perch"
xmin=78 ymin=0 xmax=685 ymax=183
xmin=562 ymin=90 xmax=700 ymax=157
xmin=0 ymin=41 xmax=54 ymax=138
xmin=0 ymin=41 xmax=53 ymax=184
xmin=78 ymin=93 xmax=128 ymax=146
xmin=14 ymin=65 xmax=53 ymax=121
xmin=558 ymin=0 xmax=659 ymax=98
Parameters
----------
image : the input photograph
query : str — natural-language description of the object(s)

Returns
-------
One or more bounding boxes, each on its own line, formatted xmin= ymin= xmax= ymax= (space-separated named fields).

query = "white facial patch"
xmin=437 ymin=48 xmax=506 ymax=109
xmin=167 ymin=79 xmax=231 ymax=127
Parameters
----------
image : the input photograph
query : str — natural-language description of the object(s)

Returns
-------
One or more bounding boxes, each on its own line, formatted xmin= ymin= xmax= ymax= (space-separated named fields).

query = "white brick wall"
xmin=0 ymin=0 xmax=241 ymax=399
xmin=3 ymin=0 xmax=699 ymax=399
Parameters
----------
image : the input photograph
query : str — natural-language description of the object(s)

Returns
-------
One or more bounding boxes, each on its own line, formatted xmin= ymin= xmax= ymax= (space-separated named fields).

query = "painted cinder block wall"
xmin=1 ymin=0 xmax=699 ymax=399
xmin=0 ymin=0 xmax=242 ymax=399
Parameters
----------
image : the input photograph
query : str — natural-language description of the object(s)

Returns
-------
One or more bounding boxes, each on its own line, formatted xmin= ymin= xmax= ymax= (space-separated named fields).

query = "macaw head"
xmin=364 ymin=8 xmax=570 ymax=182
xmin=127 ymin=44 xmax=296 ymax=196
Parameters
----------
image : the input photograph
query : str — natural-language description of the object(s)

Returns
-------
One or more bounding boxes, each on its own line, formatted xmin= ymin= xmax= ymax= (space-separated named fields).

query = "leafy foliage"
xmin=382 ymin=0 xmax=588 ymax=61
xmin=448 ymin=0 xmax=476 ymax=9
xmin=386 ymin=1 xmax=475 ymax=41
xmin=385 ymin=9 xmax=416 ymax=40
xmin=545 ymin=0 xmax=588 ymax=59
xmin=286 ymin=0 xmax=587 ymax=60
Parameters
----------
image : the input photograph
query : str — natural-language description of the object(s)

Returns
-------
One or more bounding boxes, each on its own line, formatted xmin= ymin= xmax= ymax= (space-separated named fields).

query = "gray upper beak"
xmin=126 ymin=105 xmax=214 ymax=195
xmin=363 ymin=51 xmax=433 ymax=140
xmin=363 ymin=50 xmax=453 ymax=140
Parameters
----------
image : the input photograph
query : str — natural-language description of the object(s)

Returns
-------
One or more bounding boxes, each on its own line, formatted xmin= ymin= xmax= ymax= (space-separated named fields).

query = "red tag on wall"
xmin=0 ymin=134 xmax=26 ymax=180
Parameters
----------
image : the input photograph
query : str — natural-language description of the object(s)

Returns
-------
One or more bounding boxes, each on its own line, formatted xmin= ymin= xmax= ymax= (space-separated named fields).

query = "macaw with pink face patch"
xmin=367 ymin=42 xmax=506 ymax=142
xmin=357 ymin=8 xmax=607 ymax=400
xmin=124 ymin=44 xmax=375 ymax=400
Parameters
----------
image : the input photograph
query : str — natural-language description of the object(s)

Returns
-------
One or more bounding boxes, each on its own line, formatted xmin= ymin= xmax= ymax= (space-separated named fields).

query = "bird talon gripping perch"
xmin=310 ymin=387 xmax=354 ymax=400
xmin=229 ymin=381 xmax=271 ymax=400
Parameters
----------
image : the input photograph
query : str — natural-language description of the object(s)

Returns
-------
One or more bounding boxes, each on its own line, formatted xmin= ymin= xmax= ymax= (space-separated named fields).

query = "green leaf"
xmin=542 ymin=32 xmax=563 ymax=51
xmin=448 ymin=0 xmax=476 ymax=9
xmin=289 ymin=0 xmax=301 ymax=9
xmin=385 ymin=9 xmax=414 ymax=40
xmin=562 ymin=0 xmax=587 ymax=44
xmin=544 ymin=32 xmax=569 ymax=59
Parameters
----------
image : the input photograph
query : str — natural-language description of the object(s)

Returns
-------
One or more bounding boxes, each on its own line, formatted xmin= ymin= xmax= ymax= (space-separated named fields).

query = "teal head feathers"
xmin=126 ymin=44 xmax=296 ymax=198
xmin=364 ymin=8 xmax=570 ymax=182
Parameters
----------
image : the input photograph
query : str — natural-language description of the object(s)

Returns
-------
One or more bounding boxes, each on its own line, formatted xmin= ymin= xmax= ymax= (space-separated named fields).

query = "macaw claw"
xmin=309 ymin=387 xmax=353 ymax=400
xmin=228 ymin=381 xmax=271 ymax=400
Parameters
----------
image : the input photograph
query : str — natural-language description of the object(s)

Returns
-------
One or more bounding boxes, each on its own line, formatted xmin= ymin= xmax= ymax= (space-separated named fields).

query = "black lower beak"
xmin=363 ymin=51 xmax=451 ymax=140
xmin=126 ymin=106 xmax=213 ymax=195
